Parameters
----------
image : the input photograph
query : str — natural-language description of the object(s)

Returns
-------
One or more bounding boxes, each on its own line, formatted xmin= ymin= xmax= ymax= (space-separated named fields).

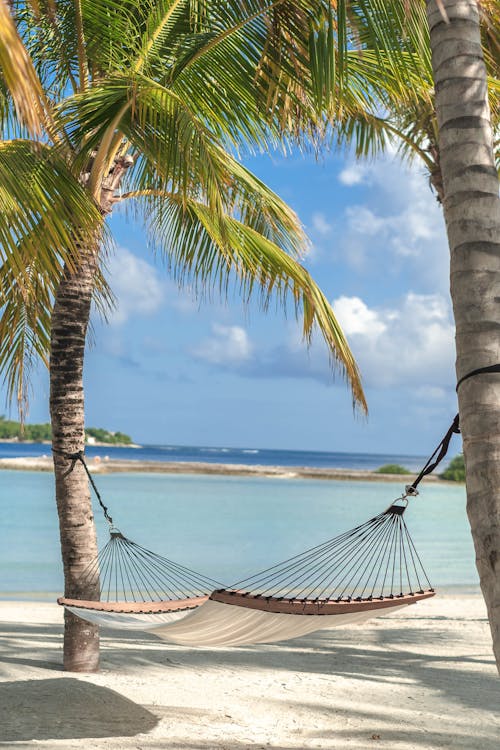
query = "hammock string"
xmin=77 ymin=531 xmax=223 ymax=603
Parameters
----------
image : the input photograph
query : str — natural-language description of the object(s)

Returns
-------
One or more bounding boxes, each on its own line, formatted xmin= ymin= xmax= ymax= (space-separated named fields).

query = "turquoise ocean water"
xmin=1 ymin=469 xmax=476 ymax=597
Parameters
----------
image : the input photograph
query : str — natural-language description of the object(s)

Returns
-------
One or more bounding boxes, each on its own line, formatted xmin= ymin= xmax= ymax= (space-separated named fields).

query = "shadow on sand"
xmin=0 ymin=677 xmax=158 ymax=742
xmin=0 ymin=615 xmax=499 ymax=747
xmin=89 ymin=621 xmax=500 ymax=711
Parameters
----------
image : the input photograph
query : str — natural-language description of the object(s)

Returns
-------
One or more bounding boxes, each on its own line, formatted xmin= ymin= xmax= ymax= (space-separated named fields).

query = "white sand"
xmin=0 ymin=455 xmax=447 ymax=483
xmin=0 ymin=594 xmax=499 ymax=749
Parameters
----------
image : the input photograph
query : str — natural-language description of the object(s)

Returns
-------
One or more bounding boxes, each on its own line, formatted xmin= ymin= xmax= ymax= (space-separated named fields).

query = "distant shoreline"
xmin=0 ymin=439 xmax=140 ymax=448
xmin=0 ymin=455 xmax=459 ymax=483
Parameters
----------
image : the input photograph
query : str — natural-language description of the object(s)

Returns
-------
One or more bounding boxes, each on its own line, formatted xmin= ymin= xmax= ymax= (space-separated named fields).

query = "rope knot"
xmin=52 ymin=446 xmax=113 ymax=526
xmin=67 ymin=450 xmax=85 ymax=462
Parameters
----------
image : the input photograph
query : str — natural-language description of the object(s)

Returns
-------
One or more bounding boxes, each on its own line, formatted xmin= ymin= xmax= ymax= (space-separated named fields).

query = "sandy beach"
xmin=0 ymin=455 xmax=449 ymax=483
xmin=0 ymin=593 xmax=498 ymax=749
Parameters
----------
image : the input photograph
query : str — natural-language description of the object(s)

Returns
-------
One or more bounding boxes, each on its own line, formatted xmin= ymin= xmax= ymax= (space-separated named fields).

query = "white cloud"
xmin=188 ymin=292 xmax=455 ymax=396
xmin=414 ymin=385 xmax=448 ymax=402
xmin=192 ymin=324 xmax=253 ymax=365
xmin=311 ymin=212 xmax=333 ymax=236
xmin=227 ymin=292 xmax=454 ymax=389
xmin=107 ymin=248 xmax=165 ymax=324
xmin=338 ymin=164 xmax=369 ymax=186
xmin=332 ymin=292 xmax=455 ymax=389
xmin=335 ymin=155 xmax=449 ymax=291
xmin=344 ymin=206 xmax=385 ymax=237
xmin=106 ymin=248 xmax=200 ymax=324
xmin=333 ymin=296 xmax=387 ymax=337
xmin=344 ymin=189 xmax=437 ymax=260
xmin=185 ymin=292 xmax=455 ymax=409
xmin=345 ymin=183 xmax=442 ymax=259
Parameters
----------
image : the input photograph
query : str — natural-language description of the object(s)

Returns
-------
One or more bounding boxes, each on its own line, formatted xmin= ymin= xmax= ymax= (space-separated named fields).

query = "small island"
xmin=0 ymin=416 xmax=134 ymax=446
xmin=85 ymin=427 xmax=134 ymax=446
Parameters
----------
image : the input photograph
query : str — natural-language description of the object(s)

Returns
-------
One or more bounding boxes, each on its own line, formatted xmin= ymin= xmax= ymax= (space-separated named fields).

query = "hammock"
xmin=56 ymin=377 xmax=484 ymax=646
xmin=56 ymin=412 xmax=466 ymax=645
xmin=58 ymin=495 xmax=434 ymax=645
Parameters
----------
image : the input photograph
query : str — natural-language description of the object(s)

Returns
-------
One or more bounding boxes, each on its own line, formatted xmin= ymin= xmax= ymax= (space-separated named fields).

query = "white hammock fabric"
xmin=61 ymin=600 xmax=207 ymax=630
xmin=63 ymin=607 xmax=191 ymax=630
xmin=61 ymin=591 xmax=434 ymax=645
xmin=150 ymin=599 xmax=410 ymax=646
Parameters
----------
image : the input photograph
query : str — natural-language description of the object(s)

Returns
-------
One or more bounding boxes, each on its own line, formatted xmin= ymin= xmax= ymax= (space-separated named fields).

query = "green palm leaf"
xmin=0 ymin=140 xmax=102 ymax=279
xmin=0 ymin=139 xmax=105 ymax=410
xmin=139 ymin=192 xmax=366 ymax=410
xmin=0 ymin=0 xmax=46 ymax=135
xmin=0 ymin=258 xmax=52 ymax=416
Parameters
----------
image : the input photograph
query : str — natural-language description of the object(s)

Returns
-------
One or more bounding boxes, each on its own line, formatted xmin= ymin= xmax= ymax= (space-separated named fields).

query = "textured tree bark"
xmin=50 ymin=247 xmax=101 ymax=672
xmin=427 ymin=0 xmax=500 ymax=670
xmin=49 ymin=160 xmax=132 ymax=671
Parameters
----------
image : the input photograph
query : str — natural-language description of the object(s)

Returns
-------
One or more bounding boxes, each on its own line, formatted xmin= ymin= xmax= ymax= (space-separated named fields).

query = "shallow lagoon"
xmin=1 ymin=470 xmax=475 ymax=595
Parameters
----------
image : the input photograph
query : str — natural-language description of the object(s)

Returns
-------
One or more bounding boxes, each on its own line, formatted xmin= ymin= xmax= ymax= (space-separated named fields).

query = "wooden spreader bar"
xmin=209 ymin=589 xmax=435 ymax=615
xmin=58 ymin=596 xmax=208 ymax=614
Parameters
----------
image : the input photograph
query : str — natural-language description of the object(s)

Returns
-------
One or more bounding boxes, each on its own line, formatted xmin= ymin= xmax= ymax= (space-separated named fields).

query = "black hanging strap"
xmin=456 ymin=363 xmax=500 ymax=391
xmin=52 ymin=448 xmax=114 ymax=526
xmin=407 ymin=414 xmax=460 ymax=493
xmin=407 ymin=362 xmax=500 ymax=493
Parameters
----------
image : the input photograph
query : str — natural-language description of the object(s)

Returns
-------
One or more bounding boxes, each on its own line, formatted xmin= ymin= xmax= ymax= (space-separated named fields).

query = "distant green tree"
xmin=375 ymin=464 xmax=411 ymax=475
xmin=113 ymin=432 xmax=132 ymax=445
xmin=0 ymin=419 xmax=129 ymax=443
xmin=0 ymin=418 xmax=20 ymax=439
xmin=24 ymin=423 xmax=52 ymax=441
xmin=85 ymin=427 xmax=132 ymax=445
xmin=441 ymin=455 xmax=466 ymax=483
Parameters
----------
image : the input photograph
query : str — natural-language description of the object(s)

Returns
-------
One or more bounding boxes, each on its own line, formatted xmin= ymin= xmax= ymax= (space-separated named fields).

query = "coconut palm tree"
xmin=312 ymin=0 xmax=500 ymax=671
xmin=315 ymin=0 xmax=500 ymax=670
xmin=424 ymin=0 xmax=500 ymax=670
xmin=330 ymin=0 xmax=500 ymax=672
xmin=0 ymin=0 xmax=435 ymax=671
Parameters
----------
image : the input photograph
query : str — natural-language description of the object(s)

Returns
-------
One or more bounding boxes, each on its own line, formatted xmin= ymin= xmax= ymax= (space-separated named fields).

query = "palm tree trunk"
xmin=427 ymin=0 xmax=500 ymax=670
xmin=50 ymin=247 xmax=100 ymax=672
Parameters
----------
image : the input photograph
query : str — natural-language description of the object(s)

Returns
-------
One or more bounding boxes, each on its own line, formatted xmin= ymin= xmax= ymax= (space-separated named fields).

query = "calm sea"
xmin=0 ymin=464 xmax=476 ymax=598
xmin=0 ymin=441 xmax=431 ymax=471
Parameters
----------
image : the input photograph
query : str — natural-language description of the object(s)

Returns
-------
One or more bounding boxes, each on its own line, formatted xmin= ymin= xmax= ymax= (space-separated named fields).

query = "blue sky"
xmin=16 ymin=147 xmax=459 ymax=455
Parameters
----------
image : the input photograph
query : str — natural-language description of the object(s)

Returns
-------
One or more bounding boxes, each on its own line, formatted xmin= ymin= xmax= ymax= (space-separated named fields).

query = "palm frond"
xmin=166 ymin=0 xmax=437 ymax=144
xmin=139 ymin=192 xmax=366 ymax=411
xmin=132 ymin=0 xmax=191 ymax=74
xmin=0 ymin=0 xmax=46 ymax=135
xmin=0 ymin=140 xmax=102 ymax=282
xmin=81 ymin=0 xmax=158 ymax=74
xmin=12 ymin=0 xmax=80 ymax=96
xmin=164 ymin=0 xmax=314 ymax=143
xmin=64 ymin=0 xmax=438 ymax=150
xmin=479 ymin=0 xmax=500 ymax=80
xmin=62 ymin=74 xmax=266 ymax=220
xmin=308 ymin=4 xmax=432 ymax=115
xmin=0 ymin=257 xmax=52 ymax=419
xmin=128 ymin=138 xmax=310 ymax=258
